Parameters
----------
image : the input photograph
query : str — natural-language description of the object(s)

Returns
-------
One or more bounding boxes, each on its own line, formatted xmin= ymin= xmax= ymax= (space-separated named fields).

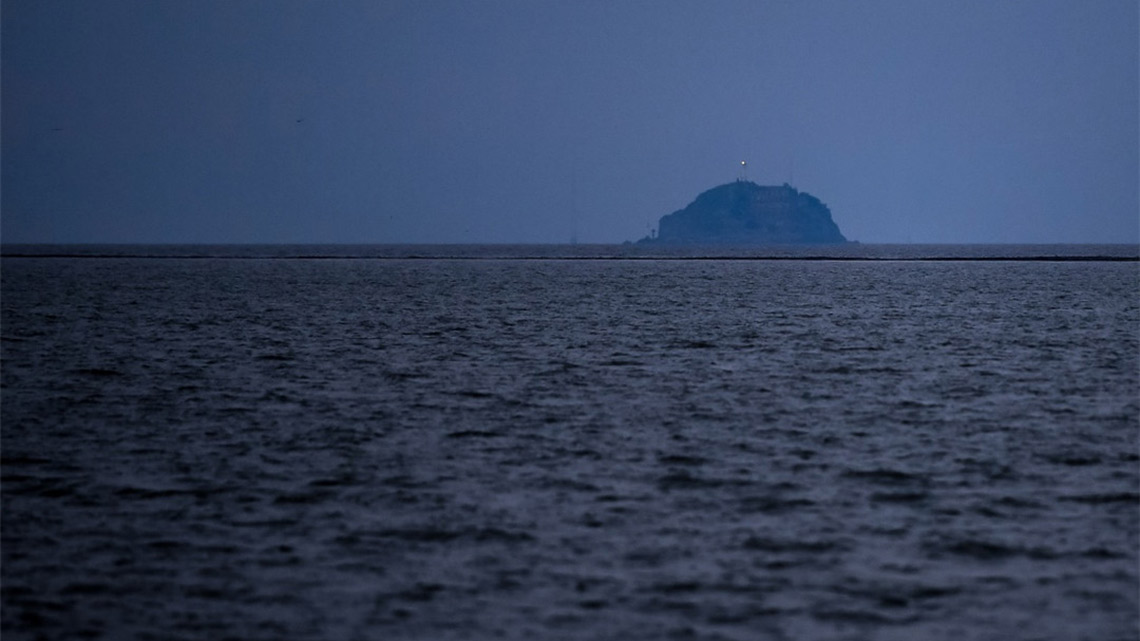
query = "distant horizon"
xmin=3 ymin=241 xmax=1138 ymax=249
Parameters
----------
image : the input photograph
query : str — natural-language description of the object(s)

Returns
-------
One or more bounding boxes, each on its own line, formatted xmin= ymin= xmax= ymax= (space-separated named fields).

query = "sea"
xmin=2 ymin=244 xmax=1138 ymax=641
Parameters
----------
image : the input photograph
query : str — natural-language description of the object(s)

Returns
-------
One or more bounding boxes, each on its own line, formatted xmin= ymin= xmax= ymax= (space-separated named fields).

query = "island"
xmin=638 ymin=180 xmax=847 ymax=244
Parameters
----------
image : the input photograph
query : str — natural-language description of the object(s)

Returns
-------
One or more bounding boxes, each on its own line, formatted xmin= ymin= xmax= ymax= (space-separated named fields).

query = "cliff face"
xmin=643 ymin=181 xmax=847 ymax=244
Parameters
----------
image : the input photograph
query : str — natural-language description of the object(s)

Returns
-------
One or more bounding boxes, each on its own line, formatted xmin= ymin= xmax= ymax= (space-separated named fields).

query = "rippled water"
xmin=2 ymin=248 xmax=1138 ymax=640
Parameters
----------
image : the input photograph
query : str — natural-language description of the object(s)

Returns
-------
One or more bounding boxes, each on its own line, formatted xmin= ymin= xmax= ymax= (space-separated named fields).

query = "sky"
xmin=3 ymin=0 xmax=1137 ymax=244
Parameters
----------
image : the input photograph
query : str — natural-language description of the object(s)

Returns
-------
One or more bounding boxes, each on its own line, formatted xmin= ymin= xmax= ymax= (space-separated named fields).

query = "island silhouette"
xmin=639 ymin=180 xmax=847 ymax=244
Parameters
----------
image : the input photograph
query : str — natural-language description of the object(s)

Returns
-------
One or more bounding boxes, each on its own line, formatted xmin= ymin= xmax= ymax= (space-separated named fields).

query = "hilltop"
xmin=639 ymin=181 xmax=847 ymax=244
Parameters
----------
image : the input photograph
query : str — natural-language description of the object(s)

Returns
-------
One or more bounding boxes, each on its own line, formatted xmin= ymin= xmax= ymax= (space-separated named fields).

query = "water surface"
xmin=3 ymin=246 xmax=1137 ymax=640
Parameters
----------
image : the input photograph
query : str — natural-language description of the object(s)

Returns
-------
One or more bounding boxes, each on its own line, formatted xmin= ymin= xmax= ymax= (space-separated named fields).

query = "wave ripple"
xmin=2 ymin=255 xmax=1137 ymax=640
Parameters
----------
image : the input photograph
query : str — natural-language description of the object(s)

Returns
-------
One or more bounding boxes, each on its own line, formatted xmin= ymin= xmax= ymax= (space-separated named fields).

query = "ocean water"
xmin=2 ymin=245 xmax=1138 ymax=641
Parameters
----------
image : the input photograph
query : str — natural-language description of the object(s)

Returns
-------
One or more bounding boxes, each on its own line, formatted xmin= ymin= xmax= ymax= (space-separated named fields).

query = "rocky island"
xmin=639 ymin=180 xmax=847 ymax=244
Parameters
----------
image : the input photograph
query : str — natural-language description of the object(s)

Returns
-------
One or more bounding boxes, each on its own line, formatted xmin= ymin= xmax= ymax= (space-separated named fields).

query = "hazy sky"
xmin=3 ymin=0 xmax=1137 ymax=244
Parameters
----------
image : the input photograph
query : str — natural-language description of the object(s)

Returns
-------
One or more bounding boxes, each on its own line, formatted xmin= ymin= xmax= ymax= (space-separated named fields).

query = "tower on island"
xmin=737 ymin=160 xmax=748 ymax=182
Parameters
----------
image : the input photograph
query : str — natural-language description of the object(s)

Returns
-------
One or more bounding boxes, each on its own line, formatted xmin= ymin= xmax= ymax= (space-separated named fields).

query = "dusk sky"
xmin=3 ymin=0 xmax=1137 ymax=244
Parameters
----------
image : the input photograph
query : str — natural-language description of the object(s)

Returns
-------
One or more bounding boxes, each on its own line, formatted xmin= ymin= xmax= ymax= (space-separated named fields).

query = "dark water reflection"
xmin=2 ymin=251 xmax=1137 ymax=640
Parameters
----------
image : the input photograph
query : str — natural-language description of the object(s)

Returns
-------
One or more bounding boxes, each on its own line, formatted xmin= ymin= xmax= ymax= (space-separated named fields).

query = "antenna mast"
xmin=737 ymin=160 xmax=748 ymax=182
